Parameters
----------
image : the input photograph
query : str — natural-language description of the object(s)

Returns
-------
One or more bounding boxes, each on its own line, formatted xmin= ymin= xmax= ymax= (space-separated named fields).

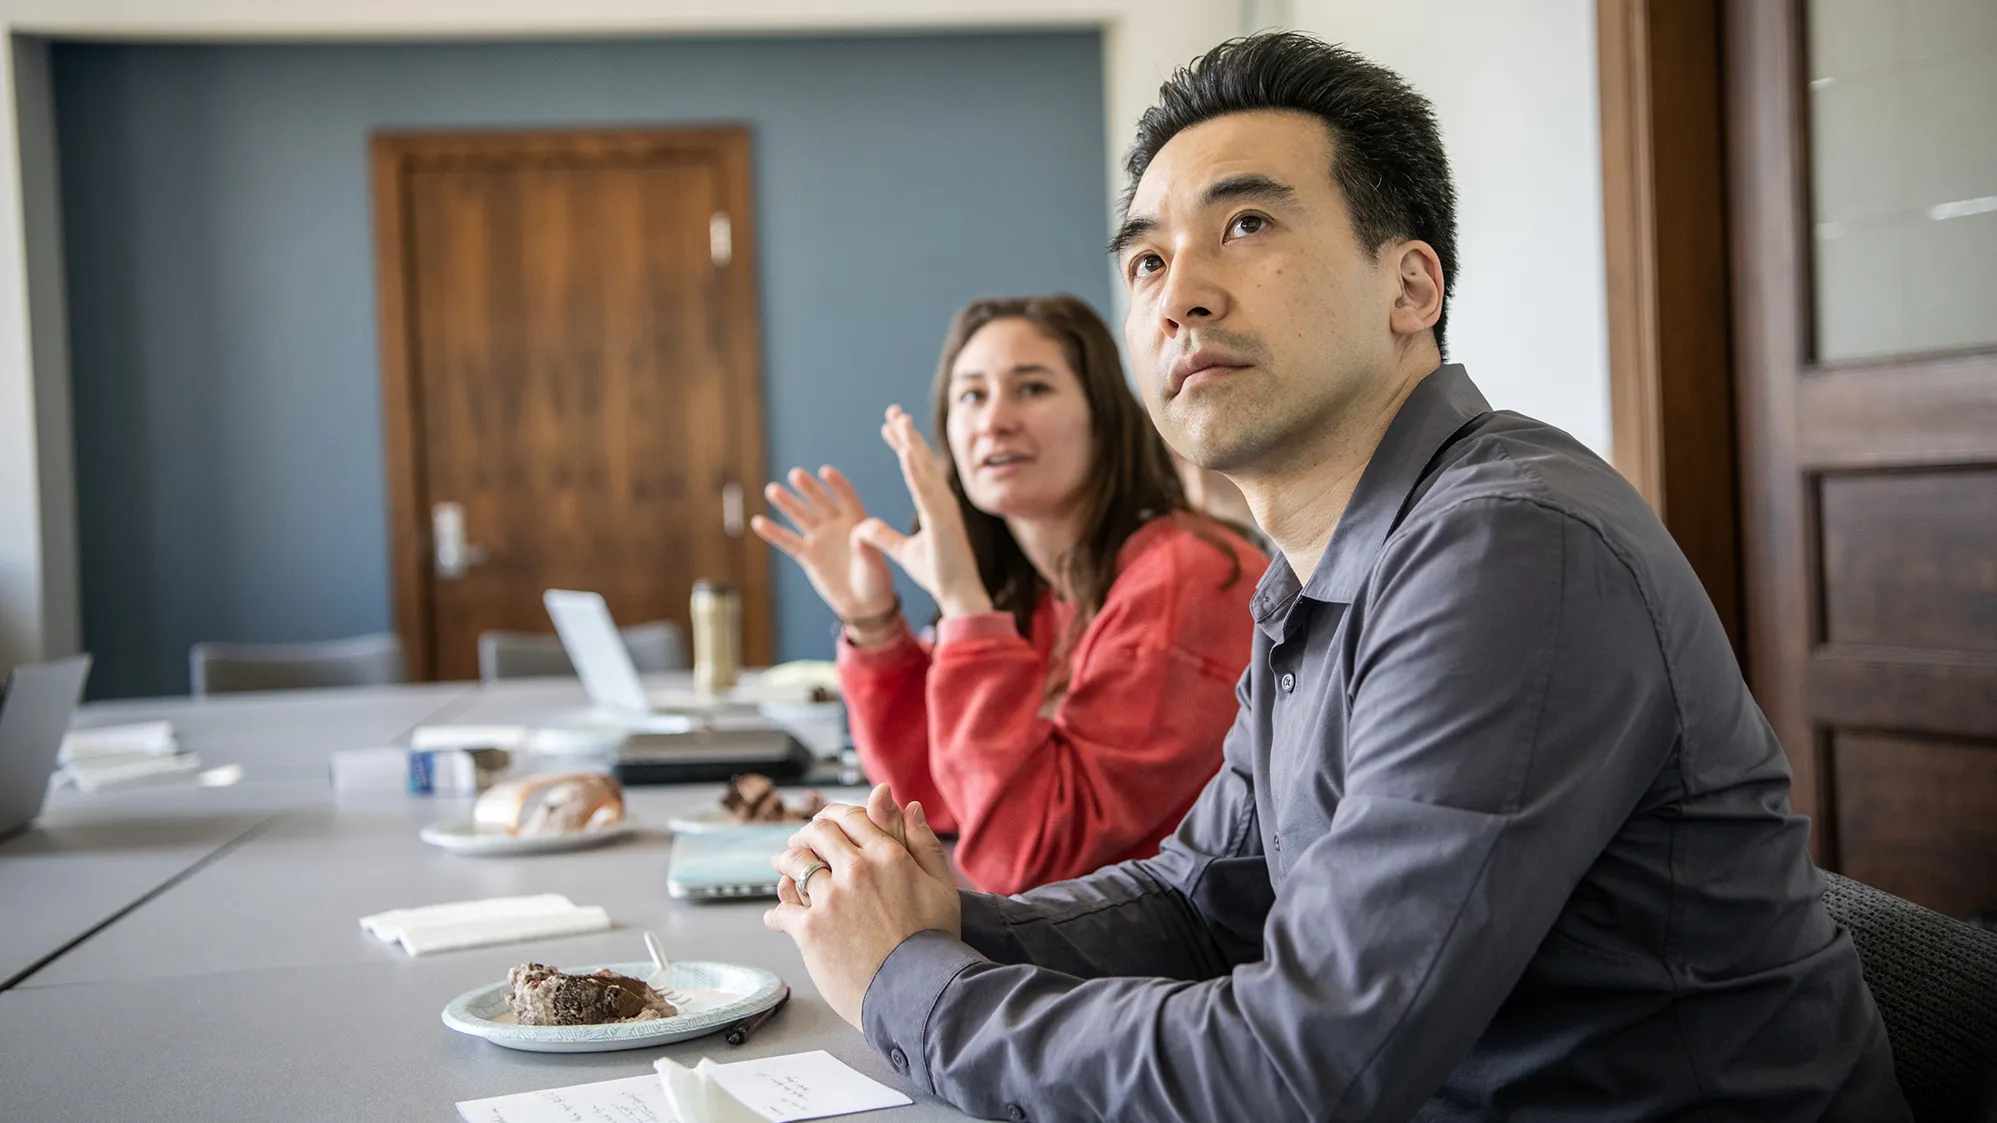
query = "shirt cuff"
xmin=861 ymin=929 xmax=985 ymax=1095
xmin=935 ymin=612 xmax=1019 ymax=647
xmin=955 ymin=891 xmax=1022 ymax=962
xmin=835 ymin=619 xmax=920 ymax=669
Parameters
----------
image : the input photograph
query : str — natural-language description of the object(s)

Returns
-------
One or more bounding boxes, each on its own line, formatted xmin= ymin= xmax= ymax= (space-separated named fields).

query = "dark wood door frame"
xmin=370 ymin=127 xmax=773 ymax=681
xmin=1596 ymin=0 xmax=1745 ymax=656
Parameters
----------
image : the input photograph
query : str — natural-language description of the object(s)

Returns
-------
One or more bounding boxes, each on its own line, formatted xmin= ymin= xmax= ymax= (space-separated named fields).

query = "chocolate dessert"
xmin=721 ymin=772 xmax=825 ymax=824
xmin=505 ymin=963 xmax=677 ymax=1026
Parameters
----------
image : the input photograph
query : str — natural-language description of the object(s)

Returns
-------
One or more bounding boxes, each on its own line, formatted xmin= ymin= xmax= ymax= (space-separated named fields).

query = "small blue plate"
xmin=441 ymin=961 xmax=785 ymax=1052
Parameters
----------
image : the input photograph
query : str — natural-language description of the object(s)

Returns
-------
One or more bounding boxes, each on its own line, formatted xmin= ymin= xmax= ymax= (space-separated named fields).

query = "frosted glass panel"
xmin=1808 ymin=0 xmax=1997 ymax=362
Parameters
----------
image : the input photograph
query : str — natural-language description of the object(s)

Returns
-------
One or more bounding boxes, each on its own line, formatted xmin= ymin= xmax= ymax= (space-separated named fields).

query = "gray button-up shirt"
xmin=862 ymin=365 xmax=1907 ymax=1122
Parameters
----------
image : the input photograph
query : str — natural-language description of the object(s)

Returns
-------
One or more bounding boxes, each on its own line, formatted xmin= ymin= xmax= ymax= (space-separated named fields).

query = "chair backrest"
xmin=1821 ymin=870 xmax=1997 ymax=1122
xmin=189 ymin=633 xmax=405 ymax=695
xmin=476 ymin=620 xmax=686 ymax=682
xmin=618 ymin=621 xmax=687 ymax=674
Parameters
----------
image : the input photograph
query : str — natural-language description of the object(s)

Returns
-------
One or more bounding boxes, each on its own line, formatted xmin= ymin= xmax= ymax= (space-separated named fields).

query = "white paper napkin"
xmin=658 ymin=1052 xmax=913 ymax=1122
xmin=60 ymin=720 xmax=178 ymax=761
xmin=658 ymin=1058 xmax=767 ymax=1123
xmin=63 ymin=752 xmax=203 ymax=792
xmin=359 ymin=893 xmax=611 ymax=955
xmin=410 ymin=724 xmax=531 ymax=750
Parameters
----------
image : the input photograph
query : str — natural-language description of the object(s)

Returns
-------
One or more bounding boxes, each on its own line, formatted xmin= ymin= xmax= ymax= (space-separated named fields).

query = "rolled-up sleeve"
xmin=859 ymin=497 xmax=1679 ymax=1122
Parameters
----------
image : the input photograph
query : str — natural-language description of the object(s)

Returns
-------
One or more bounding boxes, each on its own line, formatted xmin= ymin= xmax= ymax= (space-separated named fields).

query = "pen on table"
xmin=726 ymin=986 xmax=791 ymax=1045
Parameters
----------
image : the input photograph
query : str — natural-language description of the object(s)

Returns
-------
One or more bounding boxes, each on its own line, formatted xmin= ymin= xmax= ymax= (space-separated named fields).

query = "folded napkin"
xmin=63 ymin=751 xmax=203 ymax=793
xmin=409 ymin=725 xmax=530 ymax=750
xmin=60 ymin=720 xmax=178 ymax=761
xmin=656 ymin=1051 xmax=913 ymax=1122
xmin=359 ymin=893 xmax=610 ymax=956
xmin=408 ymin=724 xmax=626 ymax=757
xmin=658 ymin=1058 xmax=766 ymax=1123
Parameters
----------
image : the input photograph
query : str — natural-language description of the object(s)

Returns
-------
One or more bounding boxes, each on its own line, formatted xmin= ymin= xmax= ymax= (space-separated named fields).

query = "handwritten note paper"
xmin=704 ymin=1051 xmax=911 ymax=1122
xmin=456 ymin=1073 xmax=671 ymax=1123
xmin=456 ymin=1052 xmax=910 ymax=1123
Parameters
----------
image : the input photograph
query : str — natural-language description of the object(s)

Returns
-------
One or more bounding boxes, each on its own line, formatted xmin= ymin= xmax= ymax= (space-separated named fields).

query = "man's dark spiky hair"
xmin=1124 ymin=32 xmax=1459 ymax=350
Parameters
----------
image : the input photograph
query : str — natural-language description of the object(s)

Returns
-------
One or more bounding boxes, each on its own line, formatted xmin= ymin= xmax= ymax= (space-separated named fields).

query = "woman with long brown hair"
xmin=752 ymin=294 xmax=1263 ymax=894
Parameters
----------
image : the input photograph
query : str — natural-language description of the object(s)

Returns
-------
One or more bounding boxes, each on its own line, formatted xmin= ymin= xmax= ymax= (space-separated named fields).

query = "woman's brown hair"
xmin=928 ymin=294 xmax=1248 ymax=686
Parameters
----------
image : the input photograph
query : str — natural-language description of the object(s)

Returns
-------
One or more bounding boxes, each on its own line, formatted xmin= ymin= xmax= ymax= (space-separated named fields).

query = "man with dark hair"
xmin=763 ymin=32 xmax=1907 ymax=1122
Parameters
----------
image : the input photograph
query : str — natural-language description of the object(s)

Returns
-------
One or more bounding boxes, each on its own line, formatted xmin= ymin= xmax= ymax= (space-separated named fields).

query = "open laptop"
xmin=0 ymin=655 xmax=92 ymax=841
xmin=542 ymin=590 xmax=808 ymax=784
xmin=543 ymin=589 xmax=679 ymax=718
xmin=664 ymin=824 xmax=794 ymax=900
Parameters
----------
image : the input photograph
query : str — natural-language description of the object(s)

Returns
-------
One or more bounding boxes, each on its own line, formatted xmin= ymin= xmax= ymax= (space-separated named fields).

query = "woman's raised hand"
xmin=750 ymin=466 xmax=899 ymax=625
xmin=853 ymin=407 xmax=995 ymax=619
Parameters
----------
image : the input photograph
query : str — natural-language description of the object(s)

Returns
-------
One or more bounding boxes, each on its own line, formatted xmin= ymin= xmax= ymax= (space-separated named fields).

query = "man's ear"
xmin=1387 ymin=240 xmax=1444 ymax=340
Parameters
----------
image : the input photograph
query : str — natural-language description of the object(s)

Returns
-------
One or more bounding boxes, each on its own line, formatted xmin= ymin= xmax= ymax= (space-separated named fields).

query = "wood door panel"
xmin=375 ymin=129 xmax=768 ymax=681
xmin=1818 ymin=470 xmax=1997 ymax=653
xmin=1798 ymin=352 xmax=1997 ymax=469
xmin=1832 ymin=732 xmax=1997 ymax=918
xmin=1810 ymin=648 xmax=1997 ymax=741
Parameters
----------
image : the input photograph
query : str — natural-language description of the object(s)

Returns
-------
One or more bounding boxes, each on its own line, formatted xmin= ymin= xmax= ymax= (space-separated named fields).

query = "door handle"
xmin=721 ymin=481 xmax=745 ymax=538
xmin=432 ymin=501 xmax=490 ymax=579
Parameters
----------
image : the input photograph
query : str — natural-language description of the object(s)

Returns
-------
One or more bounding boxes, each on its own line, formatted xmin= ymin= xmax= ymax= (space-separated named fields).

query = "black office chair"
xmin=1821 ymin=871 xmax=1997 ymax=1122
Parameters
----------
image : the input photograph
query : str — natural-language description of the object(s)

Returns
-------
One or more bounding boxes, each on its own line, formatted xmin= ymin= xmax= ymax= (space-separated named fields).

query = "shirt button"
xmin=1280 ymin=672 xmax=1296 ymax=693
xmin=1007 ymin=1106 xmax=1027 ymax=1122
xmin=889 ymin=1047 xmax=908 ymax=1071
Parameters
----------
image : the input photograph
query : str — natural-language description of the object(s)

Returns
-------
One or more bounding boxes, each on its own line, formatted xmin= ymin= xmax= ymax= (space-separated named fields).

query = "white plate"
xmin=441 ymin=960 xmax=785 ymax=1052
xmin=666 ymin=807 xmax=829 ymax=835
xmin=419 ymin=819 xmax=637 ymax=856
xmin=665 ymin=807 xmax=740 ymax=835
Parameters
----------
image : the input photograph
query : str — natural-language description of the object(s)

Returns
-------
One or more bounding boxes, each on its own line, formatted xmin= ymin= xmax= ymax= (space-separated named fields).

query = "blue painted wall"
xmin=53 ymin=34 xmax=1112 ymax=697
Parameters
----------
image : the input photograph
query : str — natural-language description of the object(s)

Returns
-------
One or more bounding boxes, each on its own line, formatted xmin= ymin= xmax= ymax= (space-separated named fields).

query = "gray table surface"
xmin=0 ymin=787 xmax=279 ymax=989
xmin=2 ymin=682 xmax=473 ymax=989
xmin=75 ymin=680 xmax=477 ymax=777
xmin=0 ymin=679 xmax=964 ymax=1122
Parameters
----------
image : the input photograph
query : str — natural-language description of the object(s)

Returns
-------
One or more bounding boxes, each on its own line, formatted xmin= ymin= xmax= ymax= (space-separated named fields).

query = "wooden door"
xmin=371 ymin=128 xmax=771 ymax=682
xmin=1727 ymin=1 xmax=1997 ymax=917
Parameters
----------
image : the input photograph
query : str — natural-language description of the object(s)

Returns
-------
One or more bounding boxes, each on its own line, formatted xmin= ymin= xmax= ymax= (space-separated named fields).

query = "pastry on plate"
xmin=720 ymin=772 xmax=824 ymax=824
xmin=505 ymin=963 xmax=676 ymax=1025
xmin=474 ymin=773 xmax=625 ymax=836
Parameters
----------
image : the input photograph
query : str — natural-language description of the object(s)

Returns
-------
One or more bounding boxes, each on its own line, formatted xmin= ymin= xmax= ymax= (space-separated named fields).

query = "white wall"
xmin=12 ymin=35 xmax=76 ymax=661
xmin=0 ymin=37 xmax=62 ymax=670
xmin=1292 ymin=0 xmax=1611 ymax=453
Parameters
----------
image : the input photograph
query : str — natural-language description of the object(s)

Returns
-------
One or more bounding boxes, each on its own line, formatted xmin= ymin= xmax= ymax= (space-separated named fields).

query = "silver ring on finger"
xmin=798 ymin=860 xmax=831 ymax=898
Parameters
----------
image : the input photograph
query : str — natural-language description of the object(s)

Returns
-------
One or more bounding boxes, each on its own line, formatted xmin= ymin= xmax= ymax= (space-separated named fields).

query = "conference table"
xmin=0 ymin=676 xmax=967 ymax=1122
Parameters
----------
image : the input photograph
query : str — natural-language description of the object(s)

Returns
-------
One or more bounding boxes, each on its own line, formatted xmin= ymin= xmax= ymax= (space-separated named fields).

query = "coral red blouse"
xmin=836 ymin=514 xmax=1266 ymax=895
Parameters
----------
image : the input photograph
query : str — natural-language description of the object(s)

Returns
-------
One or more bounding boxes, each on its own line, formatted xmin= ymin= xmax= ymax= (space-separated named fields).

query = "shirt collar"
xmin=1250 ymin=364 xmax=1491 ymax=622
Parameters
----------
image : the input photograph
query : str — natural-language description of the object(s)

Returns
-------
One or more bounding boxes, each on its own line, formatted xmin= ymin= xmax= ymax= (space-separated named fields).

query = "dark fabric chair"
xmin=1821 ymin=870 xmax=1997 ymax=1122
xmin=189 ymin=633 xmax=405 ymax=695
xmin=475 ymin=620 xmax=686 ymax=682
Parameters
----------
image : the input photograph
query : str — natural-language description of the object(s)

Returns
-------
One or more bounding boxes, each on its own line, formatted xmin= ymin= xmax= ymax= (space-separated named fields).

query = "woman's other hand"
xmin=751 ymin=466 xmax=899 ymax=628
xmin=856 ymin=407 xmax=995 ymax=619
